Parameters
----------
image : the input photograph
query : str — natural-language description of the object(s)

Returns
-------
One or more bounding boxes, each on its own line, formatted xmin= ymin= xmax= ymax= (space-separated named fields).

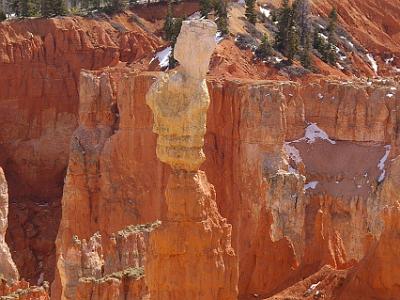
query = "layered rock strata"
xmin=0 ymin=15 xmax=161 ymax=283
xmin=145 ymin=19 xmax=239 ymax=299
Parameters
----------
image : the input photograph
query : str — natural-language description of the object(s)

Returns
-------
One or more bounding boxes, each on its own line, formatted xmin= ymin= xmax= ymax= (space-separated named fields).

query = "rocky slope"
xmin=0 ymin=0 xmax=399 ymax=299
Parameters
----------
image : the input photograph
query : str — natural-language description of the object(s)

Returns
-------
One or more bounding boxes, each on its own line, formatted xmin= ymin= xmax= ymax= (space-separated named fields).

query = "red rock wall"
xmin=0 ymin=15 xmax=161 ymax=284
xmin=54 ymin=65 xmax=400 ymax=300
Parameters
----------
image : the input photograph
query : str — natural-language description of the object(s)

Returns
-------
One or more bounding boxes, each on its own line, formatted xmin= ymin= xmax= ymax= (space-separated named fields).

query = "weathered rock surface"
xmin=145 ymin=19 xmax=239 ymax=299
xmin=0 ymin=279 xmax=49 ymax=299
xmin=76 ymin=267 xmax=147 ymax=300
xmin=146 ymin=171 xmax=238 ymax=300
xmin=146 ymin=20 xmax=218 ymax=171
xmin=0 ymin=167 xmax=19 ymax=282
xmin=54 ymin=60 xmax=400 ymax=299
xmin=0 ymin=14 xmax=161 ymax=284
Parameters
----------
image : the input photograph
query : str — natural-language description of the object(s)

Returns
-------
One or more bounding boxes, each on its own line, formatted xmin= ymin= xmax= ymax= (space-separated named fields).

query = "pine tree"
xmin=293 ymin=0 xmax=310 ymax=47
xmin=300 ymin=31 xmax=312 ymax=68
xmin=164 ymin=0 xmax=175 ymax=41
xmin=287 ymin=19 xmax=299 ymax=64
xmin=53 ymin=0 xmax=66 ymax=15
xmin=107 ymin=0 xmax=126 ymax=12
xmin=41 ymin=0 xmax=52 ymax=16
xmin=275 ymin=0 xmax=291 ymax=53
xmin=7 ymin=0 xmax=19 ymax=16
xmin=327 ymin=7 xmax=337 ymax=44
xmin=199 ymin=0 xmax=211 ymax=18
xmin=245 ymin=0 xmax=256 ymax=24
xmin=0 ymin=9 xmax=6 ymax=20
xmin=20 ymin=0 xmax=32 ymax=16
xmin=214 ymin=0 xmax=228 ymax=34
xmin=255 ymin=34 xmax=272 ymax=60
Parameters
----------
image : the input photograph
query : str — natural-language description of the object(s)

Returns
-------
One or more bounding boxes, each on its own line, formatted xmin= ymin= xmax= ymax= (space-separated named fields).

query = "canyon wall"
xmin=0 ymin=15 xmax=161 ymax=284
xmin=53 ymin=52 xmax=400 ymax=299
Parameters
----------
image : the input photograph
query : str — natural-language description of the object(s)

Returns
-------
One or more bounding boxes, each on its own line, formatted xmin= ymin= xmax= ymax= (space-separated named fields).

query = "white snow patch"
xmin=187 ymin=11 xmax=203 ymax=20
xmin=340 ymin=36 xmax=354 ymax=49
xmin=386 ymin=93 xmax=394 ymax=98
xmin=318 ymin=93 xmax=324 ymax=100
xmin=284 ymin=143 xmax=302 ymax=164
xmin=394 ymin=67 xmax=400 ymax=73
xmin=319 ymin=33 xmax=328 ymax=41
xmin=305 ymin=181 xmax=319 ymax=190
xmin=215 ymin=31 xmax=224 ymax=44
xmin=302 ymin=123 xmax=336 ymax=144
xmin=337 ymin=63 xmax=345 ymax=70
xmin=385 ymin=57 xmax=394 ymax=64
xmin=377 ymin=145 xmax=391 ymax=183
xmin=151 ymin=46 xmax=172 ymax=68
xmin=366 ymin=53 xmax=378 ymax=74
xmin=260 ymin=6 xmax=271 ymax=18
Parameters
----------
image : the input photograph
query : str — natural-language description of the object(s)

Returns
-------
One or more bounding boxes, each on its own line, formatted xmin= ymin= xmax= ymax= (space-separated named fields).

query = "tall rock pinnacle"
xmin=146 ymin=20 xmax=217 ymax=171
xmin=145 ymin=20 xmax=239 ymax=299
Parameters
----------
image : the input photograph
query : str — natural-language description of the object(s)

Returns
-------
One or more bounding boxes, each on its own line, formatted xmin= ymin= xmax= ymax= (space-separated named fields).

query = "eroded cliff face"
xmin=0 ymin=167 xmax=19 ymax=282
xmin=54 ymin=50 xmax=400 ymax=300
xmin=0 ymin=14 xmax=161 ymax=284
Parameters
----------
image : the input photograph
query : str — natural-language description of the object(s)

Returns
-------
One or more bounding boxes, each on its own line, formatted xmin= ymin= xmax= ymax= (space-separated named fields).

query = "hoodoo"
xmin=145 ymin=19 xmax=239 ymax=299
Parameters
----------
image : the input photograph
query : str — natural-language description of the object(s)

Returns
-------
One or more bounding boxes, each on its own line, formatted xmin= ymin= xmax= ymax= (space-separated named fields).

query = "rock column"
xmin=0 ymin=167 xmax=19 ymax=282
xmin=145 ymin=20 xmax=238 ymax=300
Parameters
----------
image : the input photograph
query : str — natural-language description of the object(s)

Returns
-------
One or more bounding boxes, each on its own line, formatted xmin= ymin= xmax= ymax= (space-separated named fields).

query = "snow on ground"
xmin=318 ymin=93 xmax=324 ymax=100
xmin=187 ymin=11 xmax=203 ymax=20
xmin=295 ymin=123 xmax=336 ymax=145
xmin=215 ymin=31 xmax=224 ymax=44
xmin=366 ymin=53 xmax=378 ymax=74
xmin=284 ymin=143 xmax=303 ymax=163
xmin=340 ymin=36 xmax=354 ymax=49
xmin=305 ymin=181 xmax=319 ymax=190
xmin=259 ymin=6 xmax=271 ymax=18
xmin=377 ymin=145 xmax=391 ymax=182
xmin=385 ymin=56 xmax=394 ymax=64
xmin=150 ymin=46 xmax=172 ymax=68
xmin=337 ymin=62 xmax=345 ymax=70
xmin=319 ymin=33 xmax=328 ymax=41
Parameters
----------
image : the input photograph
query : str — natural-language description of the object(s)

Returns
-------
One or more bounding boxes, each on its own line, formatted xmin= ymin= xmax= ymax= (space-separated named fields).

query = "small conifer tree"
xmin=164 ymin=0 xmax=175 ymax=41
xmin=199 ymin=0 xmax=211 ymax=18
xmin=293 ymin=0 xmax=310 ymax=47
xmin=287 ymin=22 xmax=299 ymax=64
xmin=0 ymin=9 xmax=6 ymax=21
xmin=245 ymin=0 xmax=256 ymax=24
xmin=53 ymin=0 xmax=67 ymax=15
xmin=255 ymin=34 xmax=272 ymax=60
xmin=41 ymin=0 xmax=53 ymax=17
xmin=213 ymin=0 xmax=228 ymax=34
xmin=327 ymin=7 xmax=337 ymax=44
xmin=275 ymin=0 xmax=291 ymax=53
xmin=300 ymin=32 xmax=312 ymax=68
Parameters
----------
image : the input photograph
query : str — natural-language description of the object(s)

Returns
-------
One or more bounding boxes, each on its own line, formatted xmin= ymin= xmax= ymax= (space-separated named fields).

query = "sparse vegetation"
xmin=199 ymin=0 xmax=212 ymax=19
xmin=0 ymin=10 xmax=6 ymax=21
xmin=255 ymin=34 xmax=272 ymax=60
xmin=213 ymin=0 xmax=229 ymax=34
xmin=245 ymin=0 xmax=256 ymax=25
